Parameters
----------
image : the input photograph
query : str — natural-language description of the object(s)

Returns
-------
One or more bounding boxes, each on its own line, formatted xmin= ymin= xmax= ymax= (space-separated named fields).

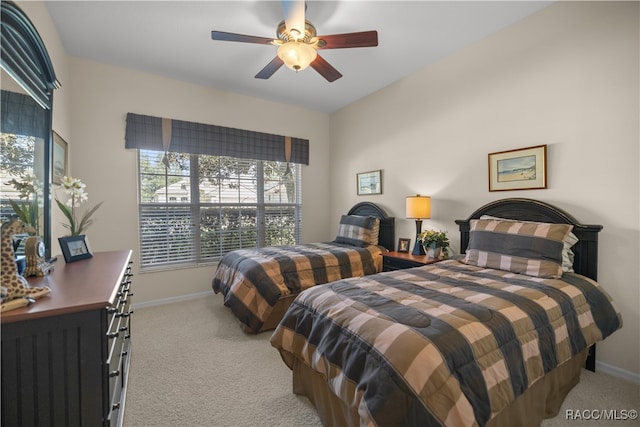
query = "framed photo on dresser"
xmin=58 ymin=235 xmax=93 ymax=263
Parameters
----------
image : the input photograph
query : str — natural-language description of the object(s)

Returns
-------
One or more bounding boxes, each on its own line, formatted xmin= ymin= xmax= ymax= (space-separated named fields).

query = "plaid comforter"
xmin=270 ymin=259 xmax=622 ymax=427
xmin=212 ymin=242 xmax=384 ymax=333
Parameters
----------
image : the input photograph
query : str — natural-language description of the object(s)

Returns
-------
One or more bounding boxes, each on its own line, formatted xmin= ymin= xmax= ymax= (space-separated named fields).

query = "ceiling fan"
xmin=211 ymin=0 xmax=378 ymax=82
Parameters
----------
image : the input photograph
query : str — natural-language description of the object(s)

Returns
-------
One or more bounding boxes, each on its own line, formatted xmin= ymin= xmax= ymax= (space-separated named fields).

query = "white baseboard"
xmin=595 ymin=361 xmax=640 ymax=385
xmin=131 ymin=291 xmax=213 ymax=310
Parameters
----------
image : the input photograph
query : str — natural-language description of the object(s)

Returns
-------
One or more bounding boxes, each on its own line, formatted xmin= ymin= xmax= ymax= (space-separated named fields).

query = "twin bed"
xmin=212 ymin=202 xmax=395 ymax=333
xmin=267 ymin=198 xmax=622 ymax=427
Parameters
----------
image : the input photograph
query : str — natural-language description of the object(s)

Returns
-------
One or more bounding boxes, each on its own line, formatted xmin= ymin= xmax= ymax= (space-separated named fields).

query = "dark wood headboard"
xmin=348 ymin=202 xmax=395 ymax=252
xmin=455 ymin=198 xmax=602 ymax=281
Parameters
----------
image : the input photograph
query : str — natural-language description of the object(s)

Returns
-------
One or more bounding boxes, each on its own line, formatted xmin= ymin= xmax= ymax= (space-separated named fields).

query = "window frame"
xmin=136 ymin=150 xmax=302 ymax=271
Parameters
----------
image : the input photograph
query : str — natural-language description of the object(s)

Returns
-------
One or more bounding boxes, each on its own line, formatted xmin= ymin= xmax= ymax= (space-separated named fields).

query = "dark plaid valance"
xmin=125 ymin=113 xmax=309 ymax=165
xmin=1 ymin=90 xmax=48 ymax=139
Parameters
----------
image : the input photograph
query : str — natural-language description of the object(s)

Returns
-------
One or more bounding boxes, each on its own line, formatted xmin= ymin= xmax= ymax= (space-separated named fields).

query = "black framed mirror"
xmin=1 ymin=0 xmax=60 ymax=259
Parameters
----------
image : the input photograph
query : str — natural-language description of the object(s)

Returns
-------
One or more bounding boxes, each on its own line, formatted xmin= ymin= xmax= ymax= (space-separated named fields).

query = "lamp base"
xmin=412 ymin=219 xmax=425 ymax=255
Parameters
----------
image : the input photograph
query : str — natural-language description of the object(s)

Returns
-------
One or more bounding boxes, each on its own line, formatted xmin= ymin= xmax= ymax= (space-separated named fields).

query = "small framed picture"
xmin=397 ymin=238 xmax=411 ymax=253
xmin=52 ymin=131 xmax=68 ymax=185
xmin=58 ymin=235 xmax=93 ymax=263
xmin=488 ymin=144 xmax=547 ymax=191
xmin=357 ymin=170 xmax=382 ymax=195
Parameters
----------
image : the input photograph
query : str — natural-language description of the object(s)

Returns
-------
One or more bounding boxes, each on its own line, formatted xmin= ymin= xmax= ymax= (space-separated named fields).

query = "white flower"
xmin=55 ymin=176 xmax=102 ymax=236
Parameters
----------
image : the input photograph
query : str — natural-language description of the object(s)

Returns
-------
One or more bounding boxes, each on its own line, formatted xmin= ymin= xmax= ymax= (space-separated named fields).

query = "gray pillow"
xmin=462 ymin=218 xmax=574 ymax=278
xmin=334 ymin=215 xmax=380 ymax=247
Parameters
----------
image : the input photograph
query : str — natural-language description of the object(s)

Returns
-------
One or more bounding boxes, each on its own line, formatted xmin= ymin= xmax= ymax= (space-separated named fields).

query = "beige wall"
xmin=14 ymin=1 xmax=638 ymax=378
xmin=14 ymin=1 xmax=331 ymax=304
xmin=65 ymin=58 xmax=331 ymax=303
xmin=330 ymin=2 xmax=639 ymax=378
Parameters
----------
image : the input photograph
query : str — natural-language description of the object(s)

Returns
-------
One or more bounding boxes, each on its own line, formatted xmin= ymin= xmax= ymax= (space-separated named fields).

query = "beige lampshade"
xmin=406 ymin=195 xmax=431 ymax=219
xmin=277 ymin=42 xmax=317 ymax=71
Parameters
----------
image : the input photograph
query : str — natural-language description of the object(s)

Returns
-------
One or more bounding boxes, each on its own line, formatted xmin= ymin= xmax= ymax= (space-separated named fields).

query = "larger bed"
xmin=212 ymin=202 xmax=395 ymax=333
xmin=270 ymin=198 xmax=622 ymax=427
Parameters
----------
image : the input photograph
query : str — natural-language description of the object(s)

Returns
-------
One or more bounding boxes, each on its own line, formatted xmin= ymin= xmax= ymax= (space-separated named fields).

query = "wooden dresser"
xmin=1 ymin=250 xmax=133 ymax=427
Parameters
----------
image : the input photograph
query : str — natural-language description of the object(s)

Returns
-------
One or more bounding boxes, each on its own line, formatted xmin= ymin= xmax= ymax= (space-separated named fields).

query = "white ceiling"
xmin=45 ymin=1 xmax=552 ymax=113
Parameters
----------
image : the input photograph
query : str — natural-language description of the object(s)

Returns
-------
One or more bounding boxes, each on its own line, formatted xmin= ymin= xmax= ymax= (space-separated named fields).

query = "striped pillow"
xmin=463 ymin=219 xmax=574 ymax=278
xmin=334 ymin=215 xmax=380 ymax=247
xmin=480 ymin=215 xmax=578 ymax=272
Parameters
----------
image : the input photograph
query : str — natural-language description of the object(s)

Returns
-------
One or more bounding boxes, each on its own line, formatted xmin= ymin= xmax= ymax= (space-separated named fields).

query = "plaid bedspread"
xmin=212 ymin=242 xmax=384 ymax=333
xmin=270 ymin=259 xmax=622 ymax=427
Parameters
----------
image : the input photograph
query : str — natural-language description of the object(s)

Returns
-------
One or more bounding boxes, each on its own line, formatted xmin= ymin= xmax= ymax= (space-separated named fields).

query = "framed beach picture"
xmin=357 ymin=170 xmax=382 ymax=195
xmin=488 ymin=145 xmax=547 ymax=191
xmin=52 ymin=131 xmax=68 ymax=185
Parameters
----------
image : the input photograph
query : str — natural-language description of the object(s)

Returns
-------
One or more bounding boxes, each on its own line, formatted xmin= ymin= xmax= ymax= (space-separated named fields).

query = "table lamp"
xmin=406 ymin=195 xmax=431 ymax=255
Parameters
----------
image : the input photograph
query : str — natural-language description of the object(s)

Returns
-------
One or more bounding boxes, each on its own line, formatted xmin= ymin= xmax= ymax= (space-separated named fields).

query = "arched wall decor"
xmin=1 ymin=0 xmax=60 ymax=257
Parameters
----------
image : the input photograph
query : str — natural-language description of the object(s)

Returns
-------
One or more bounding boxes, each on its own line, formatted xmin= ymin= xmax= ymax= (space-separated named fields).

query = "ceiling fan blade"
xmin=281 ymin=0 xmax=305 ymax=38
xmin=317 ymin=30 xmax=378 ymax=49
xmin=211 ymin=31 xmax=274 ymax=45
xmin=310 ymin=54 xmax=342 ymax=82
xmin=255 ymin=56 xmax=285 ymax=79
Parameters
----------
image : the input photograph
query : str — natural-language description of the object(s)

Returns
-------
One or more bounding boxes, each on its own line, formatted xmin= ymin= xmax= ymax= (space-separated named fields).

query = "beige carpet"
xmin=124 ymin=296 xmax=639 ymax=427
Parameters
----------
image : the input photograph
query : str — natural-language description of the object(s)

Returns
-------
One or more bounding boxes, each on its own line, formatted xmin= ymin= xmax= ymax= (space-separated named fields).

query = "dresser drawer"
xmin=1 ymin=251 xmax=133 ymax=427
xmin=106 ymin=261 xmax=133 ymax=426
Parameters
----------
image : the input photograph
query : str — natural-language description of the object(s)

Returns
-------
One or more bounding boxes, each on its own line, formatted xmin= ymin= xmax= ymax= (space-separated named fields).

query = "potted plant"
xmin=418 ymin=229 xmax=450 ymax=259
xmin=55 ymin=176 xmax=103 ymax=236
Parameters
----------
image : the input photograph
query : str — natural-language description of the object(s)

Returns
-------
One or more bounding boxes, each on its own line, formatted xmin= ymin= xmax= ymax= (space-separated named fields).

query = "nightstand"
xmin=382 ymin=251 xmax=443 ymax=271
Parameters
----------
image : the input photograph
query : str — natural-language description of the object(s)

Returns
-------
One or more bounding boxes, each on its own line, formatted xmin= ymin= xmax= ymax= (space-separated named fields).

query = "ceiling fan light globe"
xmin=277 ymin=42 xmax=317 ymax=72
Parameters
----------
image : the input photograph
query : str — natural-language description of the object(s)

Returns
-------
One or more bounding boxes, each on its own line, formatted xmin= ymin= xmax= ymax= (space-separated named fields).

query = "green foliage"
xmin=9 ymin=199 xmax=37 ymax=231
xmin=56 ymin=198 xmax=103 ymax=236
xmin=0 ymin=133 xmax=34 ymax=177
xmin=418 ymin=229 xmax=450 ymax=248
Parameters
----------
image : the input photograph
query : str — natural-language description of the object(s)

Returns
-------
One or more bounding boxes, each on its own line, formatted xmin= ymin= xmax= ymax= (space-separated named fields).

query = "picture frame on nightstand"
xmin=397 ymin=238 xmax=411 ymax=253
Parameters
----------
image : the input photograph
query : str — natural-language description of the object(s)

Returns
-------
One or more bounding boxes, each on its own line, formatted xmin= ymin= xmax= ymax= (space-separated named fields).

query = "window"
xmin=137 ymin=150 xmax=302 ymax=270
xmin=0 ymin=132 xmax=44 ymax=245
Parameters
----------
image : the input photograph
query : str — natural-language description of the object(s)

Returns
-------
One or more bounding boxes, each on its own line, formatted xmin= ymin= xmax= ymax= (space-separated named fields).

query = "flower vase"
xmin=424 ymin=246 xmax=442 ymax=259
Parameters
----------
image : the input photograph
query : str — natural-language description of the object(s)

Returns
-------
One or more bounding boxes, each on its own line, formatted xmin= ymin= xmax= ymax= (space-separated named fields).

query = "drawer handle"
xmin=109 ymin=370 xmax=120 ymax=377
xmin=119 ymin=326 xmax=128 ymax=332
xmin=108 ymin=331 xmax=119 ymax=339
xmin=112 ymin=402 xmax=121 ymax=410
xmin=107 ymin=307 xmax=118 ymax=314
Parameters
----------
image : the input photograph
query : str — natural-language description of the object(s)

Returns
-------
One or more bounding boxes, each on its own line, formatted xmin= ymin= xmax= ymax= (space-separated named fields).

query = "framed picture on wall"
xmin=52 ymin=131 xmax=68 ymax=185
xmin=488 ymin=144 xmax=547 ymax=191
xmin=357 ymin=170 xmax=382 ymax=195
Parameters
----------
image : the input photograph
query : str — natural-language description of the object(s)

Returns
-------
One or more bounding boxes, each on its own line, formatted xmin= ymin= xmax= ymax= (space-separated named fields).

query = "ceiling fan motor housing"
xmin=276 ymin=20 xmax=320 ymax=44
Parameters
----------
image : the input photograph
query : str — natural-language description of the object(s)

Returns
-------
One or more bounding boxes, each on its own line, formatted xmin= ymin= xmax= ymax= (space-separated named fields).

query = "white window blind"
xmin=137 ymin=150 xmax=301 ymax=270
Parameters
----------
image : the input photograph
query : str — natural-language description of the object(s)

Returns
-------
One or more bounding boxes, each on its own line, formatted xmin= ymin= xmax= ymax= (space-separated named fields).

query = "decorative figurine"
xmin=1 ymin=217 xmax=51 ymax=312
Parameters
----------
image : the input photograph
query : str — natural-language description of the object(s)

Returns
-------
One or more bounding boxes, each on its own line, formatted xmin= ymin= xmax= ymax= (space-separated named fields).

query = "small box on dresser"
xmin=1 ymin=250 xmax=133 ymax=427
